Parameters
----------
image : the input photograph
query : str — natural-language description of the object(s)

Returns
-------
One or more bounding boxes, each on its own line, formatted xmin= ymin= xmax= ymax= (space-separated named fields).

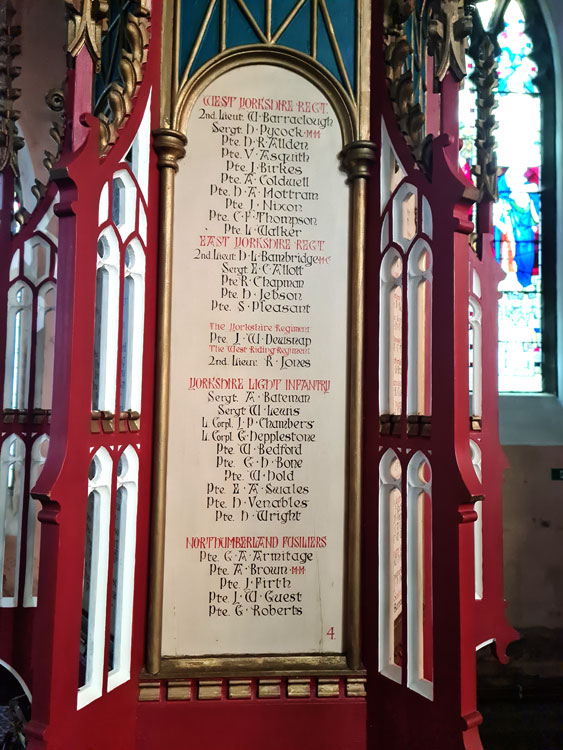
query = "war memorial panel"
xmin=163 ymin=65 xmax=350 ymax=657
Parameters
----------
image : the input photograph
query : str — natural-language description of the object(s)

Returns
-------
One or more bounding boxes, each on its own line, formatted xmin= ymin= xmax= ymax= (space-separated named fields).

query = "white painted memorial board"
xmin=162 ymin=64 xmax=350 ymax=656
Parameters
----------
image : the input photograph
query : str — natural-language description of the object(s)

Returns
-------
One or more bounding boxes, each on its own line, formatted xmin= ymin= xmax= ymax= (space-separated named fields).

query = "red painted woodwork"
xmin=136 ymin=691 xmax=366 ymax=750
xmin=0 ymin=176 xmax=58 ymax=695
xmin=0 ymin=157 xmax=36 ymax=693
xmin=0 ymin=3 xmax=516 ymax=749
xmin=361 ymin=22 xmax=516 ymax=747
xmin=22 ymin=18 xmax=160 ymax=748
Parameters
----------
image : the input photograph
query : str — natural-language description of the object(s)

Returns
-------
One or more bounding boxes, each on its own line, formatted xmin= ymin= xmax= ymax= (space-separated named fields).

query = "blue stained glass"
xmin=498 ymin=287 xmax=542 ymax=392
xmin=496 ymin=3 xmax=537 ymax=95
xmin=459 ymin=0 xmax=544 ymax=392
xmin=495 ymin=180 xmax=541 ymax=288
xmin=496 ymin=3 xmax=543 ymax=391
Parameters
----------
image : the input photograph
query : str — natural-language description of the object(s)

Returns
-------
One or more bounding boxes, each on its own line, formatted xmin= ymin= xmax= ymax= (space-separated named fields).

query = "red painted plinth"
xmin=136 ymin=699 xmax=366 ymax=750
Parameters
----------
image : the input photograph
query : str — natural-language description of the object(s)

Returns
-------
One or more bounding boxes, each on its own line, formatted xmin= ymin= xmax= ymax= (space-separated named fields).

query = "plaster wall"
xmin=500 ymin=395 xmax=563 ymax=633
xmin=503 ymin=445 xmax=563 ymax=629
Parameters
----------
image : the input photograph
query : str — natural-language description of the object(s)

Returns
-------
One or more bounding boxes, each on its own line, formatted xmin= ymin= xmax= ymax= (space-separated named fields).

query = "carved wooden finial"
xmin=65 ymin=0 xmax=109 ymax=71
xmin=471 ymin=32 xmax=499 ymax=202
xmin=428 ymin=0 xmax=473 ymax=90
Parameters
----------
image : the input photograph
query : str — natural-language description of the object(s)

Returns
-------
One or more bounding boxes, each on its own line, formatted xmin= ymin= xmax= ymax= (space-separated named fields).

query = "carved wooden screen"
xmin=10 ymin=2 xmax=160 ymax=749
xmin=0 ymin=0 xmax=63 ymax=705
xmin=0 ymin=2 xmax=519 ymax=750
xmin=363 ymin=2 xmax=517 ymax=749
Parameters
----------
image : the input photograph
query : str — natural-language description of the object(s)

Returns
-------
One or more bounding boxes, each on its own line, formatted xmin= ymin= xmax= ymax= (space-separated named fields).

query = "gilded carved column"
xmin=340 ymin=140 xmax=376 ymax=670
xmin=471 ymin=33 xmax=499 ymax=204
xmin=0 ymin=0 xmax=23 ymax=189
xmin=147 ymin=128 xmax=187 ymax=675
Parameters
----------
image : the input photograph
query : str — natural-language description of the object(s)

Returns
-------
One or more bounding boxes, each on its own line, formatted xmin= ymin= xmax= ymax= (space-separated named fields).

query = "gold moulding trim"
xmin=2 ymin=408 xmax=50 ymax=425
xmin=90 ymin=409 xmax=115 ymax=433
xmin=139 ymin=677 xmax=366 ymax=702
xmin=46 ymin=88 xmax=65 ymax=113
xmin=173 ymin=46 xmax=357 ymax=145
xmin=287 ymin=678 xmax=311 ymax=698
xmin=167 ymin=680 xmax=191 ymax=700
xmin=228 ymin=679 xmax=252 ymax=700
xmin=138 ymin=681 xmax=161 ymax=702
xmin=257 ymin=679 xmax=281 ymax=699
xmin=346 ymin=678 xmax=367 ymax=698
xmin=198 ymin=680 xmax=223 ymax=700
xmin=317 ymin=678 xmax=340 ymax=698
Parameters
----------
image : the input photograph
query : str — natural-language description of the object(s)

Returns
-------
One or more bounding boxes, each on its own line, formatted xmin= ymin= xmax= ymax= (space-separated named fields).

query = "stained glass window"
xmin=459 ymin=0 xmax=544 ymax=392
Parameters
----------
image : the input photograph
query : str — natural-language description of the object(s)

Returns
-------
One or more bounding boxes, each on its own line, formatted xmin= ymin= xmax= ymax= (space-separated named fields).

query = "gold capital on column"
xmin=339 ymin=140 xmax=377 ymax=182
xmin=153 ymin=128 xmax=187 ymax=171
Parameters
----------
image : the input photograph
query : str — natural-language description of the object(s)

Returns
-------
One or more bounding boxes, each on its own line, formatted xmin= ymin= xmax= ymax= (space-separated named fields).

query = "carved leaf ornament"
xmin=384 ymin=0 xmax=427 ymax=158
xmin=66 ymin=0 xmax=150 ymax=153
xmin=65 ymin=0 xmax=110 ymax=70
xmin=384 ymin=0 xmax=473 ymax=166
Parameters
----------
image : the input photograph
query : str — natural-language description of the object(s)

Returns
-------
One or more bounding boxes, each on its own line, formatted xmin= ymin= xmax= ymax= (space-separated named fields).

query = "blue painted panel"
xmin=177 ymin=0 xmax=358 ymax=95
xmin=243 ymin=0 xmax=266 ymax=31
xmin=277 ymin=0 xmax=311 ymax=56
xmin=316 ymin=6 xmax=343 ymax=90
xmin=179 ymin=0 xmax=215 ymax=83
xmin=227 ymin=1 xmax=263 ymax=48
xmin=189 ymin=2 xmax=221 ymax=79
xmin=323 ymin=0 xmax=356 ymax=93
xmin=271 ymin=0 xmax=305 ymax=36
